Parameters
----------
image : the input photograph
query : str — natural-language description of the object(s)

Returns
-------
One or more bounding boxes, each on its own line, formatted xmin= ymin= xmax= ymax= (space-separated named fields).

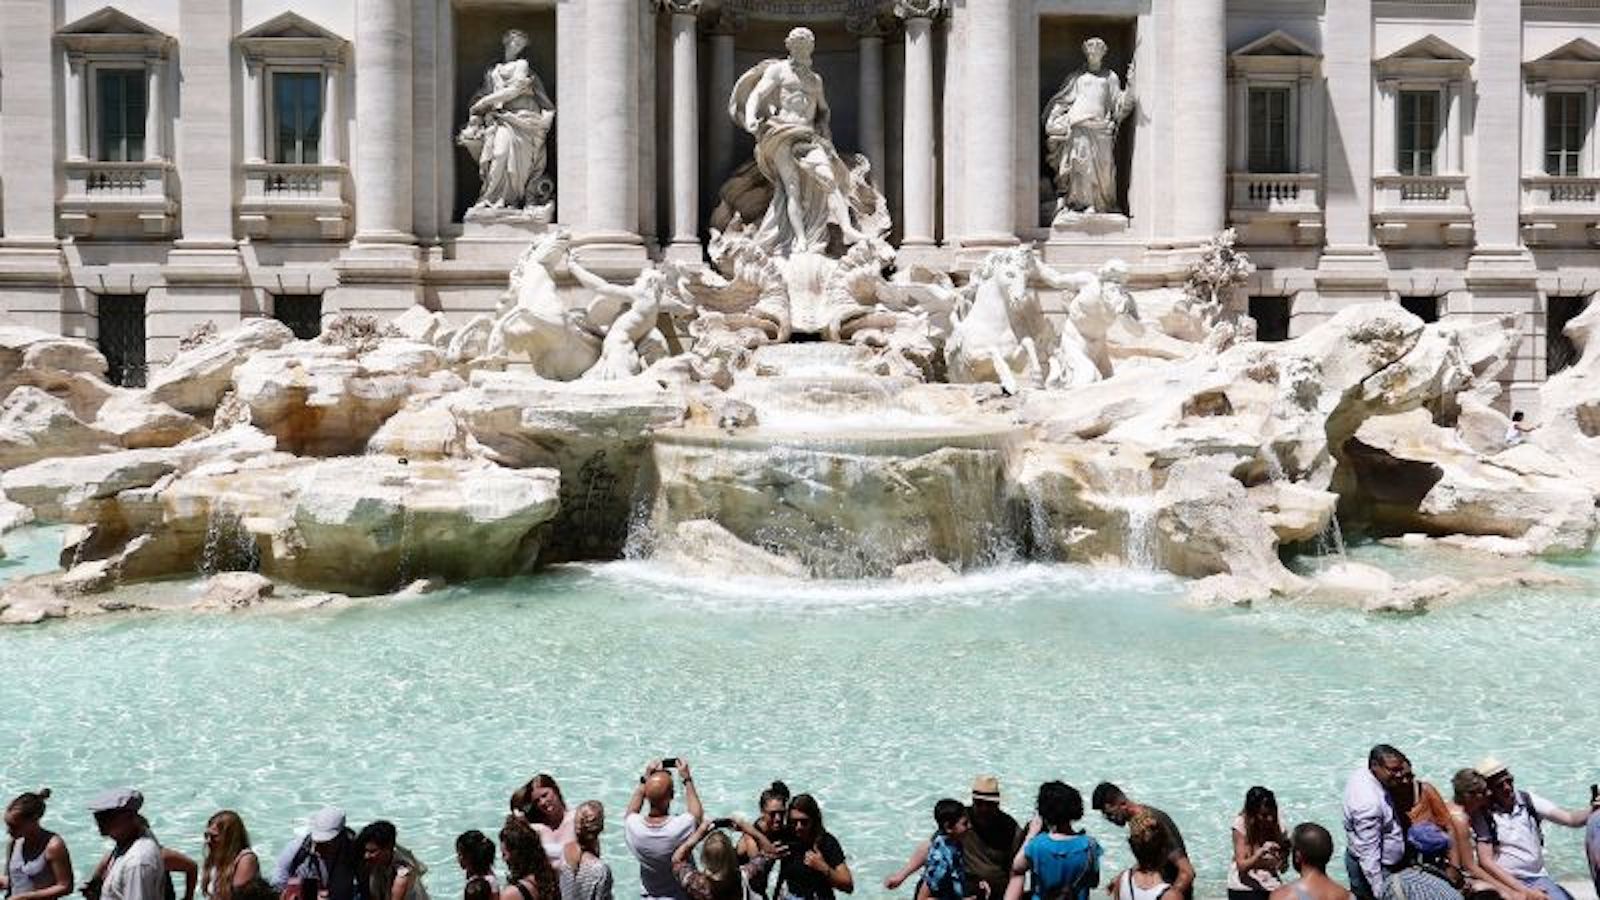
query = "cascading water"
xmin=1115 ymin=468 xmax=1159 ymax=571
xmin=197 ymin=506 xmax=259 ymax=576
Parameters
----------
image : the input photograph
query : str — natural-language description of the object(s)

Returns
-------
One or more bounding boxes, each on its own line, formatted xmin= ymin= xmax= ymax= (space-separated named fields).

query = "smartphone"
xmin=661 ymin=757 xmax=679 ymax=769
xmin=1590 ymin=783 xmax=1597 ymax=803
xmin=713 ymin=817 xmax=735 ymax=829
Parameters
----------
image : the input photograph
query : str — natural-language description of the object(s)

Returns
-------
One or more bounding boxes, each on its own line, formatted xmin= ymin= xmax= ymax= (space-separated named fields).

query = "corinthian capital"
xmin=893 ymin=0 xmax=946 ymax=20
xmin=656 ymin=0 xmax=701 ymax=14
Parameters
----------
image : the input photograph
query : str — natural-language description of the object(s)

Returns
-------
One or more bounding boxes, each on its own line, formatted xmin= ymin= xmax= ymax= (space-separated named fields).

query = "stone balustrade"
xmin=59 ymin=160 xmax=176 ymax=237
xmin=1230 ymin=173 xmax=1321 ymax=211
xmin=241 ymin=163 xmax=350 ymax=240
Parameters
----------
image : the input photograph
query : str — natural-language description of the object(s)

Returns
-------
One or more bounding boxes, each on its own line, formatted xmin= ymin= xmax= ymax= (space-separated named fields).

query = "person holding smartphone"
xmin=623 ymin=759 xmax=704 ymax=900
xmin=772 ymin=796 xmax=851 ymax=900
xmin=671 ymin=817 xmax=776 ymax=900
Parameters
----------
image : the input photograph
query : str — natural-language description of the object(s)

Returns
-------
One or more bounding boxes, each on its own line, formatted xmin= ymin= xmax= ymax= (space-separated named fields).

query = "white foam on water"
xmin=563 ymin=558 xmax=1178 ymax=614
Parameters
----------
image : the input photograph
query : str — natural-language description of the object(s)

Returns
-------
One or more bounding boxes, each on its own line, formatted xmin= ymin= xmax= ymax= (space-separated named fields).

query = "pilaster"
xmin=1471 ymin=0 xmax=1528 ymax=260
xmin=848 ymin=9 xmax=888 ymax=193
xmin=1170 ymin=0 xmax=1226 ymax=241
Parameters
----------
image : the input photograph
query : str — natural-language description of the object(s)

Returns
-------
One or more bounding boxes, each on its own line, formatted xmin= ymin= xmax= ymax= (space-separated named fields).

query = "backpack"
xmin=1478 ymin=791 xmax=1545 ymax=848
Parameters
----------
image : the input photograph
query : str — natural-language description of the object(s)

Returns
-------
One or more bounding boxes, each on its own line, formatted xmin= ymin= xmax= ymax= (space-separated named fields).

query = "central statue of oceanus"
xmin=717 ymin=27 xmax=888 ymax=257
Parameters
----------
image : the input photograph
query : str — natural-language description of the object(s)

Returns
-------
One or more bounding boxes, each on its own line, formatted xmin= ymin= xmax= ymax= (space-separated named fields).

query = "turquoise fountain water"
xmin=2 ymin=526 xmax=1597 ymax=898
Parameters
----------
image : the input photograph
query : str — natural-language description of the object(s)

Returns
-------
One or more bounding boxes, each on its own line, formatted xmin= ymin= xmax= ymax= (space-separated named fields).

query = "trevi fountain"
xmin=3 ymin=12 xmax=1599 ymax=900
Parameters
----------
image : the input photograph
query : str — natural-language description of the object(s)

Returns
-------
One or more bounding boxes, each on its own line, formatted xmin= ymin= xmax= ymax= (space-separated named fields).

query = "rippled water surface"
xmin=4 ymin=530 xmax=1598 ymax=897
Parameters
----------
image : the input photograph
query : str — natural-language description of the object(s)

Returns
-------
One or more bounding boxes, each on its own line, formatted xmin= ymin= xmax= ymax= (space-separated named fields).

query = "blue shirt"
xmin=923 ymin=834 xmax=967 ymax=900
xmin=1024 ymin=832 xmax=1102 ymax=900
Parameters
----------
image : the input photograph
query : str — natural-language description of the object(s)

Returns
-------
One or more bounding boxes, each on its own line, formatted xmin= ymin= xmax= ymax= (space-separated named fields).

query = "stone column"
xmin=1170 ymin=0 xmax=1226 ymax=240
xmin=65 ymin=55 xmax=87 ymax=162
xmin=706 ymin=8 xmax=743 ymax=206
xmin=663 ymin=0 xmax=701 ymax=260
xmin=961 ymin=0 xmax=1017 ymax=247
xmin=576 ymin=0 xmax=645 ymax=266
xmin=848 ymin=10 xmax=887 ymax=191
xmin=330 ymin=0 xmax=421 ymax=317
xmin=143 ymin=60 xmax=164 ymax=159
xmin=351 ymin=0 xmax=414 ymax=243
xmin=243 ymin=58 xmax=265 ymax=163
xmin=897 ymin=0 xmax=943 ymax=249
xmin=321 ymin=63 xmax=343 ymax=164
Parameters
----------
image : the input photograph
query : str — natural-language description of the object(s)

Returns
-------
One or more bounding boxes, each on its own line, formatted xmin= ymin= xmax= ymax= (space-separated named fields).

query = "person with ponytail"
xmin=558 ymin=802 xmax=611 ymax=900
xmin=3 ymin=789 xmax=74 ymax=900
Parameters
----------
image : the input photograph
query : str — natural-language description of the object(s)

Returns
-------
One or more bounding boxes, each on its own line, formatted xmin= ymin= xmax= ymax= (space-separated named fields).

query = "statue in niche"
xmin=1043 ymin=37 xmax=1135 ymax=219
xmin=723 ymin=27 xmax=888 ymax=256
xmin=458 ymin=28 xmax=555 ymax=219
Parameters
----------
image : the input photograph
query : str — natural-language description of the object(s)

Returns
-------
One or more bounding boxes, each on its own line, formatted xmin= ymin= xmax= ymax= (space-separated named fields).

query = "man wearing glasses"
xmin=1470 ymin=758 xmax=1598 ymax=900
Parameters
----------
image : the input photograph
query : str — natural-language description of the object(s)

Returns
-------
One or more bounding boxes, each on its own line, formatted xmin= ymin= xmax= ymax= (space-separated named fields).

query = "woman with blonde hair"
xmin=1446 ymin=770 xmax=1536 ymax=900
xmin=672 ymin=818 xmax=772 ymax=900
xmin=557 ymin=802 xmax=611 ymax=900
xmin=2 ymin=788 xmax=74 ymax=900
xmin=200 ymin=812 xmax=257 ymax=900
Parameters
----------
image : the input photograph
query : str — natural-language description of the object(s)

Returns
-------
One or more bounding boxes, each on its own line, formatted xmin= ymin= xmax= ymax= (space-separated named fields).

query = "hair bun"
xmin=37 ymin=788 xmax=51 ymax=800
xmin=770 ymin=781 xmax=788 ymax=793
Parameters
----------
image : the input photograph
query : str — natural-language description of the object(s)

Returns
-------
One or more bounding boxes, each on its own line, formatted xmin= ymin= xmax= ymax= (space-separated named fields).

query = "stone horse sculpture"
xmin=945 ymin=248 xmax=1104 ymax=394
xmin=463 ymin=231 xmax=686 ymax=381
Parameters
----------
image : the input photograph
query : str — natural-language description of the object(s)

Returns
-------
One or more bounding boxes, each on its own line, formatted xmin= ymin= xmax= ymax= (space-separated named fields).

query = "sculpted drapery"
xmin=458 ymin=29 xmax=555 ymax=212
xmin=1043 ymin=37 xmax=1135 ymax=216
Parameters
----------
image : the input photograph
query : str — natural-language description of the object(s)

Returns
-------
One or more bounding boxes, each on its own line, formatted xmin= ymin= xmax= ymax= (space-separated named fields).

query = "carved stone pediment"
xmin=1374 ymin=35 xmax=1473 ymax=80
xmin=237 ymin=12 xmax=348 ymax=66
xmin=1230 ymin=29 xmax=1320 ymax=76
xmin=57 ymin=6 xmax=172 ymax=60
xmin=1525 ymin=38 xmax=1600 ymax=81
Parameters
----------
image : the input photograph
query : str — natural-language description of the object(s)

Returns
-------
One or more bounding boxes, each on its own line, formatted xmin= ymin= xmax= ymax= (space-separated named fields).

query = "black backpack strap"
xmin=513 ymin=881 xmax=535 ymax=900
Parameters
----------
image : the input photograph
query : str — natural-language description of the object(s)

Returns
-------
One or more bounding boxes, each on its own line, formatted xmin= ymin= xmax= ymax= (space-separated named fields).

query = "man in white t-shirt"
xmin=1470 ymin=758 xmax=1597 ymax=900
xmin=88 ymin=788 xmax=165 ymax=900
xmin=623 ymin=758 xmax=704 ymax=899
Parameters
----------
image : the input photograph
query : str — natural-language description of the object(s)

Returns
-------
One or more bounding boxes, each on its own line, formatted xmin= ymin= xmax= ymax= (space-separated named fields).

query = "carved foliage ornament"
xmin=893 ymin=0 xmax=947 ymax=20
xmin=656 ymin=0 xmax=702 ymax=13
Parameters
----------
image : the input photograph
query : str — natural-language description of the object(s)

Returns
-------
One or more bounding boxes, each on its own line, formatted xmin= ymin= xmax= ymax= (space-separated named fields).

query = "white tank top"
xmin=7 ymin=834 xmax=55 ymax=897
xmin=1119 ymin=870 xmax=1169 ymax=900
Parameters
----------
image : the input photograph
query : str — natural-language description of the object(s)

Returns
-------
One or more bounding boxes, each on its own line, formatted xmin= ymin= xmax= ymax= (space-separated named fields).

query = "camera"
xmin=661 ymin=757 xmax=679 ymax=769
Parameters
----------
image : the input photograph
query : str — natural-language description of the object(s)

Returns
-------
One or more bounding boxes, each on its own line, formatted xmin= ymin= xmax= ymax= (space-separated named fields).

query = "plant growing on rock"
xmin=177 ymin=321 xmax=219 ymax=352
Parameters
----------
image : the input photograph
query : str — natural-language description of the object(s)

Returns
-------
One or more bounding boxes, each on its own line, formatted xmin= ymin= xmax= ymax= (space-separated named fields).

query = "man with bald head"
xmin=623 ymin=758 xmax=704 ymax=899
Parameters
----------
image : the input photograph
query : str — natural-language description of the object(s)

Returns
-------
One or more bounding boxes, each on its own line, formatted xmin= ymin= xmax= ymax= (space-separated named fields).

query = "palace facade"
xmin=0 ymin=0 xmax=1596 ymax=409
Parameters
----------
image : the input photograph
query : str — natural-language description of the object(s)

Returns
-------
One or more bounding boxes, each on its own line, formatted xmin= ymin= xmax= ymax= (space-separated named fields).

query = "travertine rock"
xmin=0 ymin=385 xmax=116 ymax=468
xmin=143 ymin=318 xmax=296 ymax=415
xmin=194 ymin=571 xmax=275 ymax=611
xmin=94 ymin=391 xmax=204 ymax=449
xmin=654 ymin=519 xmax=805 ymax=580
xmin=1347 ymin=409 xmax=1596 ymax=554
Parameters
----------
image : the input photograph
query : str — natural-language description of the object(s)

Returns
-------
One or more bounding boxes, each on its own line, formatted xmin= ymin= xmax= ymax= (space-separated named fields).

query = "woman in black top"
xmin=773 ymin=796 xmax=851 ymax=900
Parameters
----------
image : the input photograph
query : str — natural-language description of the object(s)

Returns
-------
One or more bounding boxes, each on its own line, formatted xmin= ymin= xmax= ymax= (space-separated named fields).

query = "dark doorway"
xmin=1249 ymin=296 xmax=1291 ymax=342
xmin=1399 ymin=295 xmax=1441 ymax=324
xmin=1548 ymin=295 xmax=1590 ymax=375
xmin=97 ymin=294 xmax=147 ymax=387
xmin=273 ymin=294 xmax=323 ymax=340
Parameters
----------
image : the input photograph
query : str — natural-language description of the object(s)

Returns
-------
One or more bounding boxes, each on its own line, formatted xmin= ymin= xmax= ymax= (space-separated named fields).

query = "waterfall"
xmin=198 ymin=506 xmax=259 ymax=576
xmin=1316 ymin=509 xmax=1348 ymax=558
xmin=395 ymin=504 xmax=418 ymax=588
xmin=1113 ymin=468 xmax=1159 ymax=571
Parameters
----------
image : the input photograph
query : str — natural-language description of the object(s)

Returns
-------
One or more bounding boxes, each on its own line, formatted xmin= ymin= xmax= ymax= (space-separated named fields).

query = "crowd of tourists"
xmin=4 ymin=748 xmax=1598 ymax=900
